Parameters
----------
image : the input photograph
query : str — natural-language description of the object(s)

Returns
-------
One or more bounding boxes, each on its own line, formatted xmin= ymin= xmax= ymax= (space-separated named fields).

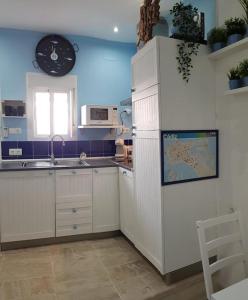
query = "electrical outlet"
xmin=9 ymin=148 xmax=22 ymax=156
xmin=9 ymin=128 xmax=22 ymax=135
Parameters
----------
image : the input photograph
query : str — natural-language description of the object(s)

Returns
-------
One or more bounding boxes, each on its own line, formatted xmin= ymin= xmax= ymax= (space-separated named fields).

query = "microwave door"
xmin=90 ymin=108 xmax=111 ymax=125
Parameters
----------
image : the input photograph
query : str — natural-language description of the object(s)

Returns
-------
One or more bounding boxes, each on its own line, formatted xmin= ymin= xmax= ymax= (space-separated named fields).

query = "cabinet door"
xmin=132 ymin=85 xmax=160 ymax=131
xmin=0 ymin=170 xmax=55 ymax=243
xmin=133 ymin=131 xmax=164 ymax=274
xmin=55 ymin=169 xmax=93 ymax=237
xmin=119 ymin=168 xmax=136 ymax=244
xmin=132 ymin=38 xmax=159 ymax=93
xmin=93 ymin=167 xmax=119 ymax=233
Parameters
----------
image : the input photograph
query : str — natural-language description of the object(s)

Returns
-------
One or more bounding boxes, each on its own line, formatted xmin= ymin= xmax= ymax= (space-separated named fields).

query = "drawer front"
xmin=56 ymin=169 xmax=92 ymax=176
xmin=56 ymin=201 xmax=92 ymax=210
xmin=56 ymin=223 xmax=92 ymax=237
xmin=56 ymin=216 xmax=92 ymax=227
xmin=56 ymin=206 xmax=92 ymax=222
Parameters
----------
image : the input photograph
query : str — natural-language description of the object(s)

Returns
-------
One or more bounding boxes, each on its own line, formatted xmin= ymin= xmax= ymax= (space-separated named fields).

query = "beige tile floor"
xmin=0 ymin=236 xmax=207 ymax=300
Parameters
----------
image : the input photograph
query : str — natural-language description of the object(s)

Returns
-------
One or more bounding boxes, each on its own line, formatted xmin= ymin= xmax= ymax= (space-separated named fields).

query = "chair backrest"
xmin=196 ymin=211 xmax=248 ymax=300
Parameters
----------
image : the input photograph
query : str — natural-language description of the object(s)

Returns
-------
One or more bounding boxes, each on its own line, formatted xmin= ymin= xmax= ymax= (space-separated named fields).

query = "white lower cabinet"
xmin=0 ymin=166 xmax=120 ymax=243
xmin=0 ymin=170 xmax=55 ymax=243
xmin=119 ymin=168 xmax=136 ymax=244
xmin=93 ymin=167 xmax=119 ymax=233
xmin=55 ymin=169 xmax=93 ymax=237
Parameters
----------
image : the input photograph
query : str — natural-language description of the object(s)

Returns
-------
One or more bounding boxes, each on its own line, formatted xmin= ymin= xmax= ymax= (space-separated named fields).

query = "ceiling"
xmin=0 ymin=0 xmax=177 ymax=43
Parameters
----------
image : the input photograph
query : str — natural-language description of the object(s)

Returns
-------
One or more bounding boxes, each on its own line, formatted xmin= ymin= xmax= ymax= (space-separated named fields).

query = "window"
xmin=33 ymin=89 xmax=72 ymax=138
xmin=27 ymin=73 xmax=77 ymax=140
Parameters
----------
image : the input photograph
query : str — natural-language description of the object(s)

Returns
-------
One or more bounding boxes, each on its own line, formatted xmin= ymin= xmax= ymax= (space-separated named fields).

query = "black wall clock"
xmin=34 ymin=34 xmax=77 ymax=77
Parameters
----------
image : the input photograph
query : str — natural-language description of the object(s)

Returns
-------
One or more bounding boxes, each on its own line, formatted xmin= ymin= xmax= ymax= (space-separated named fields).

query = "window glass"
xmin=53 ymin=92 xmax=69 ymax=135
xmin=35 ymin=92 xmax=50 ymax=136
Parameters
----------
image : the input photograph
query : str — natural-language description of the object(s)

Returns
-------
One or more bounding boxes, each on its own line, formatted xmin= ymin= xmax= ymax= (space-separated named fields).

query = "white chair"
xmin=196 ymin=211 xmax=248 ymax=300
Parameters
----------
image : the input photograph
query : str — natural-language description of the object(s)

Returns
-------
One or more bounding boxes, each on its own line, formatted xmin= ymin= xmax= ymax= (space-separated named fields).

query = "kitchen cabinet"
xmin=93 ymin=167 xmax=119 ymax=233
xmin=132 ymin=38 xmax=159 ymax=93
xmin=0 ymin=170 xmax=55 ymax=243
xmin=55 ymin=169 xmax=93 ymax=237
xmin=132 ymin=36 xmax=217 ymax=276
xmin=132 ymin=85 xmax=160 ymax=131
xmin=119 ymin=167 xmax=136 ymax=244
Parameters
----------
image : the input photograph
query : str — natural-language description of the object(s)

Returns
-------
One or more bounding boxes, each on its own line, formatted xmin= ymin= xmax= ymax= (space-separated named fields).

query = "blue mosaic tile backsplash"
xmin=1 ymin=140 xmax=133 ymax=160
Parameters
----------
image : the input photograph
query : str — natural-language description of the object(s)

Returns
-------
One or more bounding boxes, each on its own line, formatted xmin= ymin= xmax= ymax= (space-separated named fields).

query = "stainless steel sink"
xmin=52 ymin=160 xmax=90 ymax=167
xmin=0 ymin=159 xmax=90 ymax=170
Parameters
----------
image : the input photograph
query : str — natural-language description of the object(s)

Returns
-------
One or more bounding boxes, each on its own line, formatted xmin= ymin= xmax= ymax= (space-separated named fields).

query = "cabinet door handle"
xmin=73 ymin=225 xmax=78 ymax=230
xmin=132 ymin=133 xmax=136 ymax=137
xmin=72 ymin=170 xmax=77 ymax=175
xmin=123 ymin=171 xmax=127 ymax=176
xmin=131 ymin=88 xmax=136 ymax=93
xmin=94 ymin=169 xmax=99 ymax=174
xmin=72 ymin=208 xmax=77 ymax=213
xmin=49 ymin=171 xmax=53 ymax=176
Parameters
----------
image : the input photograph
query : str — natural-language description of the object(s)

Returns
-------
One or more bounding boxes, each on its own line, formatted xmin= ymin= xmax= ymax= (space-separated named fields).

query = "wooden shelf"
xmin=208 ymin=37 xmax=248 ymax=61
xmin=225 ymin=86 xmax=248 ymax=95
xmin=78 ymin=125 xmax=123 ymax=129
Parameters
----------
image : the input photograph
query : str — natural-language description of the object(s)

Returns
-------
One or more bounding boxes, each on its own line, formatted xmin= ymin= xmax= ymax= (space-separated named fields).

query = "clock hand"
xmin=50 ymin=48 xmax=58 ymax=61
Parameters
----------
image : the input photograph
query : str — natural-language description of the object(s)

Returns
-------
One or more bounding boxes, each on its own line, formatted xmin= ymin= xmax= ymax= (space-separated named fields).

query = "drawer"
xmin=56 ymin=206 xmax=92 ymax=221
xmin=56 ymin=201 xmax=92 ymax=210
xmin=56 ymin=216 xmax=92 ymax=227
xmin=56 ymin=169 xmax=92 ymax=176
xmin=56 ymin=223 xmax=92 ymax=237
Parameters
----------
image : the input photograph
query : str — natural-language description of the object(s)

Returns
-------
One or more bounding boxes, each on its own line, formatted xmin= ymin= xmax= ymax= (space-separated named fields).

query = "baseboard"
xmin=163 ymin=256 xmax=217 ymax=285
xmin=0 ymin=230 xmax=121 ymax=251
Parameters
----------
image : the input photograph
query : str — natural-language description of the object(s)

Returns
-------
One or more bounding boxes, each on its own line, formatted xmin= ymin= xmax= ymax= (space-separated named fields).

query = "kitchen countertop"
xmin=0 ymin=158 xmax=133 ymax=172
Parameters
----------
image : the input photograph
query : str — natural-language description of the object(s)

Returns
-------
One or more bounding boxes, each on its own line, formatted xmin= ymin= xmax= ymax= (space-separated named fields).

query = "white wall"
xmin=216 ymin=0 xmax=248 ymax=287
xmin=217 ymin=0 xmax=243 ymax=26
xmin=159 ymin=38 xmax=218 ymax=272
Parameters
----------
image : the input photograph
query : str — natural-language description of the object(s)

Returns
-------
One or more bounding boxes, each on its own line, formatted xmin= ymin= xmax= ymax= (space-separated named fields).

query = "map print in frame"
xmin=161 ymin=130 xmax=219 ymax=186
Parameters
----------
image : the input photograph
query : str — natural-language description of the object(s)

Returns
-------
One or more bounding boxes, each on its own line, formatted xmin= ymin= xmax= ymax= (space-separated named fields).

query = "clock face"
xmin=35 ymin=35 xmax=76 ymax=77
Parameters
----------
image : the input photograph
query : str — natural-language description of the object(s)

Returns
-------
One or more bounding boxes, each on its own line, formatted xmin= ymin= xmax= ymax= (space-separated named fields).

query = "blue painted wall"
xmin=0 ymin=28 xmax=136 ymax=141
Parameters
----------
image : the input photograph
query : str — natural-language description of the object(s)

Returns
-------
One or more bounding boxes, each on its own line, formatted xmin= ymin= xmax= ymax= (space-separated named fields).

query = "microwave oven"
xmin=81 ymin=105 xmax=119 ymax=126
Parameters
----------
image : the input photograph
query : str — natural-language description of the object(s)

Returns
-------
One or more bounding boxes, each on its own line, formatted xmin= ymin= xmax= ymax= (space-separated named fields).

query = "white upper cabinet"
xmin=0 ymin=170 xmax=55 ymax=243
xmin=132 ymin=85 xmax=160 ymax=131
xmin=93 ymin=167 xmax=119 ymax=233
xmin=119 ymin=168 xmax=136 ymax=244
xmin=132 ymin=38 xmax=160 ymax=93
xmin=55 ymin=169 xmax=93 ymax=237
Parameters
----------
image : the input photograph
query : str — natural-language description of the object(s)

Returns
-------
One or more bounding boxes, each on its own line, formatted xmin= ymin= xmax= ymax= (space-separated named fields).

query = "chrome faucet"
xmin=50 ymin=135 xmax=66 ymax=164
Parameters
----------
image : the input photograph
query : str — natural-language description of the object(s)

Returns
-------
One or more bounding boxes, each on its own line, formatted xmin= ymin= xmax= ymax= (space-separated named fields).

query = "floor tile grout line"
xmin=97 ymin=254 xmax=124 ymax=300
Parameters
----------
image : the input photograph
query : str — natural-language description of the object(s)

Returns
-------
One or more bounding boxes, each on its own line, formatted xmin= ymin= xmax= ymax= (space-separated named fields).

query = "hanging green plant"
xmin=170 ymin=2 xmax=202 ymax=83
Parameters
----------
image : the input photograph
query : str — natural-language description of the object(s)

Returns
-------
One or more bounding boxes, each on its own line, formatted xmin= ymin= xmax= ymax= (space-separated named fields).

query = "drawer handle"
xmin=72 ymin=170 xmax=77 ymax=175
xmin=49 ymin=171 xmax=53 ymax=176
xmin=72 ymin=208 xmax=77 ymax=213
xmin=73 ymin=225 xmax=78 ymax=230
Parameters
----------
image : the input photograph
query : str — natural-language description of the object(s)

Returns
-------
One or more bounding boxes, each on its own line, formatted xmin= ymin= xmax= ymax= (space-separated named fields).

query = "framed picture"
xmin=161 ymin=130 xmax=219 ymax=186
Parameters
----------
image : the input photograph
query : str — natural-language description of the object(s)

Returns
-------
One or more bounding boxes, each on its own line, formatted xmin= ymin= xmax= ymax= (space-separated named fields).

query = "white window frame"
xmin=26 ymin=73 xmax=77 ymax=141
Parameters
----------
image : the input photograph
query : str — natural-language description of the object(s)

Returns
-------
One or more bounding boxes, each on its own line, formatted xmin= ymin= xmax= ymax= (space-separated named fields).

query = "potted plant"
xmin=207 ymin=27 xmax=227 ymax=52
xmin=239 ymin=59 xmax=248 ymax=86
xmin=227 ymin=67 xmax=241 ymax=90
xmin=239 ymin=0 xmax=248 ymax=36
xmin=225 ymin=17 xmax=246 ymax=45
xmin=170 ymin=2 xmax=201 ymax=82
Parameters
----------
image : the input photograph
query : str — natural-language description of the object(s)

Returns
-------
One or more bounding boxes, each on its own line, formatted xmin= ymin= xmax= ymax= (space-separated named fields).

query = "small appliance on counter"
xmin=115 ymin=139 xmax=125 ymax=162
xmin=115 ymin=139 xmax=133 ymax=162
